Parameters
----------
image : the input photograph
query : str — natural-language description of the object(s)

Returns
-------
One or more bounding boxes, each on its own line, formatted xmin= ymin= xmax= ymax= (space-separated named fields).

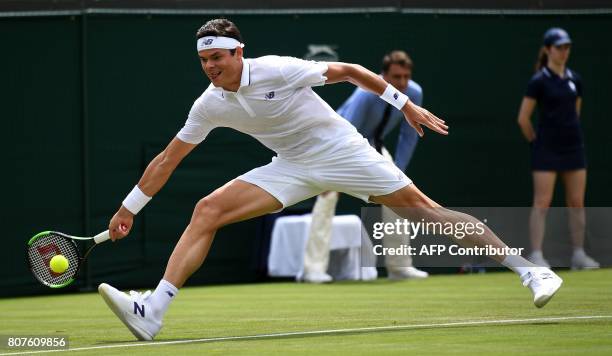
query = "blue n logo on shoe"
xmin=133 ymin=302 xmax=145 ymax=317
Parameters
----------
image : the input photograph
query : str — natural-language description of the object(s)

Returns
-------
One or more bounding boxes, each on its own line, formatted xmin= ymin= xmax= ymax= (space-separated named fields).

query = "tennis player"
xmin=99 ymin=18 xmax=563 ymax=341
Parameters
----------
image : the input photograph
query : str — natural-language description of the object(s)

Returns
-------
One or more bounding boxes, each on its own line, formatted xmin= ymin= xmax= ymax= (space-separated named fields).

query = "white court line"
xmin=1 ymin=315 xmax=611 ymax=355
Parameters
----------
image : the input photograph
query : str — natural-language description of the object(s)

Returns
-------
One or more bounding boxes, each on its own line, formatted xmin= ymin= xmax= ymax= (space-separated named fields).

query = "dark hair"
xmin=196 ymin=18 xmax=243 ymax=41
xmin=196 ymin=18 xmax=243 ymax=55
xmin=382 ymin=50 xmax=413 ymax=73
xmin=535 ymin=46 xmax=549 ymax=72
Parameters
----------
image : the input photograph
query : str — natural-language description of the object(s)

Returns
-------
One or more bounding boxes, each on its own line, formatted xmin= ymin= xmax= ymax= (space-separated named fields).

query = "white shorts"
xmin=237 ymin=139 xmax=412 ymax=209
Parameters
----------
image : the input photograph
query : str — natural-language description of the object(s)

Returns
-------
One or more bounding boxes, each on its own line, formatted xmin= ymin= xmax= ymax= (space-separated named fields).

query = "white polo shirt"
xmin=177 ymin=55 xmax=364 ymax=162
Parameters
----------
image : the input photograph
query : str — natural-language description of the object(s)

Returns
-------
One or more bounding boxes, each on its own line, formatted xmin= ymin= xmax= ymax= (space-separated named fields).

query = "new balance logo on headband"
xmin=197 ymin=36 xmax=245 ymax=52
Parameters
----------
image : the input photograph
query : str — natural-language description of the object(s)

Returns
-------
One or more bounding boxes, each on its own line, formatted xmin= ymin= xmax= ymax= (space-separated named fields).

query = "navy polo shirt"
xmin=525 ymin=67 xmax=583 ymax=150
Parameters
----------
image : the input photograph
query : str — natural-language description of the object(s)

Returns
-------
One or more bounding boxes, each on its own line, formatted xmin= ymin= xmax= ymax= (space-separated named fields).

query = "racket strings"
xmin=27 ymin=233 xmax=80 ymax=287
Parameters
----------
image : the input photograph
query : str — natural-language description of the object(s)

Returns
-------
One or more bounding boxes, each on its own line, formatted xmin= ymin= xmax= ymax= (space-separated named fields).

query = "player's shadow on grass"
xmin=93 ymin=321 xmax=563 ymax=345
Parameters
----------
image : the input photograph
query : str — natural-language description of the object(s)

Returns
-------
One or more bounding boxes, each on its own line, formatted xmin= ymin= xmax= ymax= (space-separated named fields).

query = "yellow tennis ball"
xmin=50 ymin=255 xmax=69 ymax=274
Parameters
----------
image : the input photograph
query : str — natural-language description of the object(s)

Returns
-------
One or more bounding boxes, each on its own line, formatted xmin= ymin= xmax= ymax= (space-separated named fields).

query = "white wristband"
xmin=380 ymin=84 xmax=409 ymax=110
xmin=122 ymin=185 xmax=152 ymax=215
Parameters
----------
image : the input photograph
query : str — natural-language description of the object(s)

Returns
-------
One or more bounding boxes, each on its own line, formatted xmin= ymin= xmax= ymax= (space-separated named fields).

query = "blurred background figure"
xmin=517 ymin=28 xmax=599 ymax=269
xmin=301 ymin=51 xmax=429 ymax=283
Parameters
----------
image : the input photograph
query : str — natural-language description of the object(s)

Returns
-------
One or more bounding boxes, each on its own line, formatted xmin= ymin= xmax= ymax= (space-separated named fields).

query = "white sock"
xmin=501 ymin=254 xmax=535 ymax=277
xmin=529 ymin=250 xmax=543 ymax=258
xmin=149 ymin=279 xmax=178 ymax=320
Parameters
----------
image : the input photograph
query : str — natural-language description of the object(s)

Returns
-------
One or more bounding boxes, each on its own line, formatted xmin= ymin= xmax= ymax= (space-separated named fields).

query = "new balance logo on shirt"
xmin=265 ymin=91 xmax=275 ymax=99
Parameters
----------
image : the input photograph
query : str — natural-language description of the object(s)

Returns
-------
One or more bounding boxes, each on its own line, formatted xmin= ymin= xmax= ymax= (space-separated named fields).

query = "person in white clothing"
xmin=98 ymin=18 xmax=563 ymax=341
xmin=302 ymin=51 xmax=428 ymax=283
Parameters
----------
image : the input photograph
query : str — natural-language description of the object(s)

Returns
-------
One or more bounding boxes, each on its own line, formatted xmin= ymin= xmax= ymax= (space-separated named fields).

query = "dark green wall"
xmin=2 ymin=12 xmax=611 ymax=296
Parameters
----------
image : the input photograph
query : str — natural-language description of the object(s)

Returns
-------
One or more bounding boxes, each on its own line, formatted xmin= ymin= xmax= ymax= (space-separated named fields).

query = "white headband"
xmin=197 ymin=36 xmax=245 ymax=51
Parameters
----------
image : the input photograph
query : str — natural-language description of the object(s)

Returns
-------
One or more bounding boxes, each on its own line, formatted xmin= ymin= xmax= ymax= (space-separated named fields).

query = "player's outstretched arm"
xmin=325 ymin=62 xmax=448 ymax=137
xmin=109 ymin=138 xmax=197 ymax=241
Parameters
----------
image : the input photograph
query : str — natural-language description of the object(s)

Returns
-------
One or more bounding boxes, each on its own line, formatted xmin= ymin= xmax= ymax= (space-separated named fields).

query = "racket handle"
xmin=93 ymin=230 xmax=111 ymax=244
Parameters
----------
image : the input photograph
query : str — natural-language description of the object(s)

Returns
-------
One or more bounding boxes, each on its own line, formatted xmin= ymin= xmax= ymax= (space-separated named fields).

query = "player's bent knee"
xmin=191 ymin=197 xmax=224 ymax=231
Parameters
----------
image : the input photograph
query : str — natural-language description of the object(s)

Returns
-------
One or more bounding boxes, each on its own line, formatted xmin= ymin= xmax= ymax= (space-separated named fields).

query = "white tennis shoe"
xmin=98 ymin=283 xmax=162 ymax=341
xmin=388 ymin=267 xmax=429 ymax=280
xmin=521 ymin=268 xmax=563 ymax=308
xmin=571 ymin=253 xmax=600 ymax=270
xmin=299 ymin=271 xmax=333 ymax=283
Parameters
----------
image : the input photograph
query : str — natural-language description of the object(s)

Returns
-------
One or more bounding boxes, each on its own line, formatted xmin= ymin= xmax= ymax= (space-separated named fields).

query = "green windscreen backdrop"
xmin=2 ymin=12 xmax=611 ymax=297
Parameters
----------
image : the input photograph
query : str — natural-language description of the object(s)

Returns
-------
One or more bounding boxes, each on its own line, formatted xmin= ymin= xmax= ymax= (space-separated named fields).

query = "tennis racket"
xmin=26 ymin=229 xmax=112 ymax=288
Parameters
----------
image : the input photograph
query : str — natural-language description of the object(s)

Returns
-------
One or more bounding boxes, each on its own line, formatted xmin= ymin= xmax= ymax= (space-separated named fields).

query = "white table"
xmin=268 ymin=214 xmax=378 ymax=281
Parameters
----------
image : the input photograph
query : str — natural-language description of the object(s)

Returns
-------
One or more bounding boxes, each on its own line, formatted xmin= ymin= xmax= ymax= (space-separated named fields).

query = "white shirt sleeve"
xmin=176 ymin=97 xmax=216 ymax=144
xmin=279 ymin=56 xmax=328 ymax=88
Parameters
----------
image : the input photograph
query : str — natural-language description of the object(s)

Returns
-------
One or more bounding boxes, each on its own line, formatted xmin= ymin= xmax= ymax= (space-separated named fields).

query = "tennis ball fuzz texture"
xmin=50 ymin=255 xmax=69 ymax=274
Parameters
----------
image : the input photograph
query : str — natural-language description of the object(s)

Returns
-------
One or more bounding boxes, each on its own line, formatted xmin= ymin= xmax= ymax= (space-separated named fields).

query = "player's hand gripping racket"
xmin=26 ymin=229 xmax=115 ymax=288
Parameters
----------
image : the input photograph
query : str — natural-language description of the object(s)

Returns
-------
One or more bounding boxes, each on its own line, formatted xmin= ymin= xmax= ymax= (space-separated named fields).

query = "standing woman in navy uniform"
xmin=517 ymin=28 xmax=599 ymax=269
